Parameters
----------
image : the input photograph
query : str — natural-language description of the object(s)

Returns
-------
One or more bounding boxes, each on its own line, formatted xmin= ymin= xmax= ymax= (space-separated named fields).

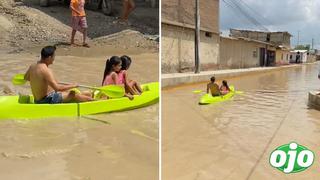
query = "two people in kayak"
xmin=24 ymin=46 xmax=93 ymax=104
xmin=101 ymin=55 xmax=142 ymax=100
xmin=207 ymin=76 xmax=230 ymax=96
xmin=25 ymin=46 xmax=141 ymax=104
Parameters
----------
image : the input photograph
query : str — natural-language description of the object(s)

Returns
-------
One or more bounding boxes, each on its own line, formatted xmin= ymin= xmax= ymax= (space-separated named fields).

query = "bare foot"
xmin=70 ymin=43 xmax=80 ymax=47
xmin=126 ymin=94 xmax=134 ymax=100
xmin=83 ymin=43 xmax=90 ymax=48
xmin=113 ymin=19 xmax=129 ymax=25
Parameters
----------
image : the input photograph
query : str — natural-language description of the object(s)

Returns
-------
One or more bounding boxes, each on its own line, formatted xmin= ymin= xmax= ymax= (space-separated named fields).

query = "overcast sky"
xmin=220 ymin=0 xmax=320 ymax=48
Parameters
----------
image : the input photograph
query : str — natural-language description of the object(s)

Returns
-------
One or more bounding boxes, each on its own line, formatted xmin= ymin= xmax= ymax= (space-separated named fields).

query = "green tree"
xmin=295 ymin=44 xmax=310 ymax=51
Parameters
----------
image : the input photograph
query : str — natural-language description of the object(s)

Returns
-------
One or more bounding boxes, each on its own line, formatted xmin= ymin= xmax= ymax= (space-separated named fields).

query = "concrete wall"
xmin=276 ymin=49 xmax=290 ymax=65
xmin=230 ymin=29 xmax=291 ymax=48
xmin=161 ymin=23 xmax=219 ymax=73
xmin=162 ymin=0 xmax=219 ymax=33
xmin=307 ymin=54 xmax=316 ymax=63
xmin=219 ymin=37 xmax=266 ymax=69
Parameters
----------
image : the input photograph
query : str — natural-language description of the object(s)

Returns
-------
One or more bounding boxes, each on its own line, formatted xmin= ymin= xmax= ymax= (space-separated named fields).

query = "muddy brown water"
xmin=0 ymin=46 xmax=159 ymax=180
xmin=163 ymin=63 xmax=320 ymax=180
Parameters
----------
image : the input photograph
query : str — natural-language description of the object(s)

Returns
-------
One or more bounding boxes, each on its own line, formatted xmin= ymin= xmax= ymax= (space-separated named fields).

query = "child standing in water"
xmin=207 ymin=76 xmax=220 ymax=96
xmin=120 ymin=55 xmax=142 ymax=95
xmin=220 ymin=80 xmax=230 ymax=95
xmin=102 ymin=56 xmax=133 ymax=100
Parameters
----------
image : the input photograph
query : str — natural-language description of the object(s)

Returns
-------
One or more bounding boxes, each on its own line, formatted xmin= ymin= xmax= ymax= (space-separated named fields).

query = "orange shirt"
xmin=70 ymin=0 xmax=86 ymax=17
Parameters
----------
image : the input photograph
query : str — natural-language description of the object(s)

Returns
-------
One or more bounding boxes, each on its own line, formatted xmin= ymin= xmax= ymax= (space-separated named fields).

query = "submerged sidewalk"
xmin=162 ymin=64 xmax=311 ymax=88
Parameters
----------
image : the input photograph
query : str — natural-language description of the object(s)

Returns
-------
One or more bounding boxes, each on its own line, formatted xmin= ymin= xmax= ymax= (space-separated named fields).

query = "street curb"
xmin=162 ymin=63 xmax=317 ymax=88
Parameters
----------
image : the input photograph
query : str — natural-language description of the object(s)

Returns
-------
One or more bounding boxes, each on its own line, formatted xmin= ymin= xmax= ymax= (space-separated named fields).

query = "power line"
xmin=222 ymin=0 xmax=269 ymax=31
xmin=221 ymin=0 xmax=254 ymax=26
xmin=221 ymin=0 xmax=255 ymax=27
xmin=227 ymin=0 xmax=269 ymax=31
xmin=235 ymin=0 xmax=273 ymax=26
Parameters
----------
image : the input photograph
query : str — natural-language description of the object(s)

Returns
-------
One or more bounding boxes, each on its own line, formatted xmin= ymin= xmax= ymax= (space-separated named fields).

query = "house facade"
xmin=161 ymin=0 xmax=220 ymax=73
xmin=220 ymin=36 xmax=276 ymax=69
xmin=230 ymin=29 xmax=292 ymax=66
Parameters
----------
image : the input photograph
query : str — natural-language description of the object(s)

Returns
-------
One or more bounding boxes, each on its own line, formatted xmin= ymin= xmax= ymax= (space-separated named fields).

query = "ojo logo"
xmin=269 ymin=142 xmax=314 ymax=173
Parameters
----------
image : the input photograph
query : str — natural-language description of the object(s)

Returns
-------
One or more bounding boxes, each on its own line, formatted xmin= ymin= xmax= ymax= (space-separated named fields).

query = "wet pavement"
xmin=162 ymin=62 xmax=320 ymax=180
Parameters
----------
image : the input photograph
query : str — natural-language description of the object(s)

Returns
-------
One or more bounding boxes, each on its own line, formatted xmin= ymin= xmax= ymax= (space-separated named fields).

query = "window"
xmin=253 ymin=50 xmax=257 ymax=57
xmin=205 ymin=32 xmax=212 ymax=38
xmin=266 ymin=34 xmax=270 ymax=42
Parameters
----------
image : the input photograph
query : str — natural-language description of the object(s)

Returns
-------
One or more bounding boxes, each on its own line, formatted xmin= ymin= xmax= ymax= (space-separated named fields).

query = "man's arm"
xmin=24 ymin=67 xmax=30 ymax=81
xmin=44 ymin=69 xmax=77 ymax=91
xmin=207 ymin=83 xmax=210 ymax=94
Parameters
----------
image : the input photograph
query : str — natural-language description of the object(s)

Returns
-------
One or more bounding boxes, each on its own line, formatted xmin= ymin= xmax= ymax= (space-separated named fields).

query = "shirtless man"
xmin=24 ymin=46 xmax=93 ymax=104
xmin=207 ymin=76 xmax=221 ymax=96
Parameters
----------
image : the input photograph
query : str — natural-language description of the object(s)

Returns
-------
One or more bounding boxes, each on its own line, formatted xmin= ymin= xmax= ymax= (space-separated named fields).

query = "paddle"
xmin=12 ymin=74 xmax=125 ymax=98
xmin=12 ymin=74 xmax=26 ymax=85
xmin=60 ymin=82 xmax=125 ymax=98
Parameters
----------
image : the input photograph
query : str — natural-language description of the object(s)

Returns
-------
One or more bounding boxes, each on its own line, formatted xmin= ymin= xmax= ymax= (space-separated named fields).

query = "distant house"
xmin=276 ymin=46 xmax=291 ymax=65
xmin=290 ymin=50 xmax=308 ymax=63
xmin=230 ymin=29 xmax=292 ymax=48
xmin=220 ymin=36 xmax=276 ymax=69
xmin=230 ymin=29 xmax=292 ymax=66
xmin=162 ymin=0 xmax=220 ymax=73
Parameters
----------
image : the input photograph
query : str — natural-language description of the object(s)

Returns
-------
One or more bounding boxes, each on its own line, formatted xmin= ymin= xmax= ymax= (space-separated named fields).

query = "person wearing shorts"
xmin=24 ymin=46 xmax=93 ymax=104
xmin=35 ymin=91 xmax=63 ymax=104
xmin=70 ymin=0 xmax=89 ymax=47
xmin=121 ymin=0 xmax=135 ymax=24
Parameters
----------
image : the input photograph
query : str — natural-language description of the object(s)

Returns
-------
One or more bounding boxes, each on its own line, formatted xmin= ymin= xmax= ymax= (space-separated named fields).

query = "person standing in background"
xmin=70 ymin=0 xmax=90 ymax=47
xmin=119 ymin=0 xmax=135 ymax=25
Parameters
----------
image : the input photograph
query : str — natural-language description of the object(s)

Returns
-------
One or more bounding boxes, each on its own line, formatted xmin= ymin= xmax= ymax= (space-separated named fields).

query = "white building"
xmin=290 ymin=50 xmax=308 ymax=63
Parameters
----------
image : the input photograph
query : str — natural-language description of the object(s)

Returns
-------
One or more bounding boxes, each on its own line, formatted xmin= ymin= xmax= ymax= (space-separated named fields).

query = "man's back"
xmin=207 ymin=82 xmax=220 ymax=96
xmin=27 ymin=63 xmax=52 ymax=101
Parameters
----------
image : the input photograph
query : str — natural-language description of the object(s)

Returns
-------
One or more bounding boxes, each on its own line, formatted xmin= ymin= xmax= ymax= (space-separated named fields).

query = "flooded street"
xmin=163 ymin=63 xmax=320 ymax=180
xmin=0 ymin=44 xmax=159 ymax=179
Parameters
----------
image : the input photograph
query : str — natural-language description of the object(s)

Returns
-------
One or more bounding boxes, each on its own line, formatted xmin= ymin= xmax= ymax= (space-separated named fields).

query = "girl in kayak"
xmin=220 ymin=80 xmax=230 ymax=95
xmin=102 ymin=56 xmax=133 ymax=100
xmin=102 ymin=56 xmax=122 ymax=86
xmin=120 ymin=55 xmax=142 ymax=95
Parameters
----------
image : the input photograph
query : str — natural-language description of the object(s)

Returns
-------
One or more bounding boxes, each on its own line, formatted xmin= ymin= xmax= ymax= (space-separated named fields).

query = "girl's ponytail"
xmin=102 ymin=57 xmax=121 ymax=85
xmin=102 ymin=59 xmax=110 ymax=85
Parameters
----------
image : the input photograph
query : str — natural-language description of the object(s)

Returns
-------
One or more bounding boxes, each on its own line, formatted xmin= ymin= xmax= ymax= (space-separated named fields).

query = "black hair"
xmin=41 ymin=46 xmax=56 ymax=60
xmin=222 ymin=80 xmax=230 ymax=90
xmin=210 ymin=76 xmax=215 ymax=82
xmin=120 ymin=55 xmax=132 ymax=70
xmin=102 ymin=56 xmax=121 ymax=85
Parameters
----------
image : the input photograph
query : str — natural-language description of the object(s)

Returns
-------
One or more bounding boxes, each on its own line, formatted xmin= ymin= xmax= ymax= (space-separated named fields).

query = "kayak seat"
xmin=142 ymin=86 xmax=150 ymax=91
xmin=18 ymin=94 xmax=34 ymax=104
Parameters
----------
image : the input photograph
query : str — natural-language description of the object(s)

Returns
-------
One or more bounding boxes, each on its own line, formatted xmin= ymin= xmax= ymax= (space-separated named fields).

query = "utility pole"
xmin=297 ymin=30 xmax=300 ymax=47
xmin=312 ymin=38 xmax=314 ymax=50
xmin=194 ymin=0 xmax=200 ymax=73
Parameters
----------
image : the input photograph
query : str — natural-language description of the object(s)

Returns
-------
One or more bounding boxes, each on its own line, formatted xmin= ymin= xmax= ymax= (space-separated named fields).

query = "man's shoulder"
xmin=35 ymin=63 xmax=49 ymax=72
xmin=213 ymin=83 xmax=220 ymax=88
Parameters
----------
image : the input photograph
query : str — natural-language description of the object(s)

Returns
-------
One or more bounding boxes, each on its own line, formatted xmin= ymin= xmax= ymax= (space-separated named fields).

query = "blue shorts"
xmin=35 ymin=91 xmax=63 ymax=104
